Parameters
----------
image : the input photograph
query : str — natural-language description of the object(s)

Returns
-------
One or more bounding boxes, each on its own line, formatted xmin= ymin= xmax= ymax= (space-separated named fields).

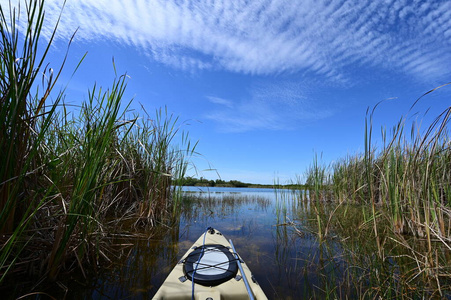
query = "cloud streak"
xmin=4 ymin=0 xmax=450 ymax=81
xmin=205 ymin=81 xmax=333 ymax=132
xmin=206 ymin=96 xmax=234 ymax=108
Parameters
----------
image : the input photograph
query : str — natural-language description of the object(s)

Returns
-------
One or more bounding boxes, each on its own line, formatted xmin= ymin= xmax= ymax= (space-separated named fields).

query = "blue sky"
xmin=5 ymin=0 xmax=451 ymax=184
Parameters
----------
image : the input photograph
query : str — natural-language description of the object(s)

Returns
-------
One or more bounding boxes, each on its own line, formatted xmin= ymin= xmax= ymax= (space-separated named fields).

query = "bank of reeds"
xmin=0 ymin=0 xmax=195 ymax=288
xmin=297 ymin=85 xmax=451 ymax=297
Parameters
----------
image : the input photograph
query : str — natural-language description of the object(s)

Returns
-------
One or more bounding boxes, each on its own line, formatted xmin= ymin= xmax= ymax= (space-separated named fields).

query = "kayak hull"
xmin=153 ymin=228 xmax=267 ymax=300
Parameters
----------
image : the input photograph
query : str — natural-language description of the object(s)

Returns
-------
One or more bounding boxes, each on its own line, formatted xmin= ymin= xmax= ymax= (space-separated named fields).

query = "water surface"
xmin=61 ymin=187 xmax=348 ymax=299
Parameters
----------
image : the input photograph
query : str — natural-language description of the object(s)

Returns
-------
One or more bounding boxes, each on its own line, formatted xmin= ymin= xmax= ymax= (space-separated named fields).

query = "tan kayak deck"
xmin=153 ymin=228 xmax=267 ymax=300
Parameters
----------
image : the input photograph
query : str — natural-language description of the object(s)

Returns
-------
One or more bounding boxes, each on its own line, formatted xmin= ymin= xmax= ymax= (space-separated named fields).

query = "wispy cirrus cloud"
xmin=205 ymin=81 xmax=333 ymax=132
xmin=4 ymin=0 xmax=451 ymax=81
xmin=206 ymin=96 xmax=234 ymax=108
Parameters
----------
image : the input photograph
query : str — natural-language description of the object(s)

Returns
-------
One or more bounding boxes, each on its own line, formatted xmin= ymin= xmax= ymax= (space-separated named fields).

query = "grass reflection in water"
xmin=38 ymin=187 xmax=450 ymax=299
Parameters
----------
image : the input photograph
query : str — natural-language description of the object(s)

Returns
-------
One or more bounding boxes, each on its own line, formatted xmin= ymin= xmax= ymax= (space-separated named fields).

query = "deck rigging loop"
xmin=187 ymin=227 xmax=255 ymax=300
xmin=184 ymin=244 xmax=239 ymax=285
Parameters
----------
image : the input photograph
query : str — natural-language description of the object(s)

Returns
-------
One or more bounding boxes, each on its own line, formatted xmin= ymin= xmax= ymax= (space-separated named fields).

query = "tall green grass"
xmin=0 ymin=0 xmax=66 ymax=282
xmin=46 ymin=76 xmax=132 ymax=279
xmin=1 ymin=0 xmax=195 ymax=286
xmin=299 ymin=84 xmax=451 ymax=297
xmin=0 ymin=0 xmax=60 ymax=234
xmin=332 ymin=88 xmax=451 ymax=238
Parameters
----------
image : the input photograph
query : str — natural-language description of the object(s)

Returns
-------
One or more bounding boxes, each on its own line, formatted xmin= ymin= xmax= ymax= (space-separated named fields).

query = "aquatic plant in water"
xmin=0 ymin=0 xmax=195 ymax=289
xmin=297 ymin=84 xmax=451 ymax=298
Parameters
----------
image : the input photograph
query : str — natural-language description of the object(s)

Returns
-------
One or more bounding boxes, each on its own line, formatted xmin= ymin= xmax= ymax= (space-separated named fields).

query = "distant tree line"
xmin=177 ymin=177 xmax=306 ymax=189
xmin=178 ymin=177 xmax=250 ymax=187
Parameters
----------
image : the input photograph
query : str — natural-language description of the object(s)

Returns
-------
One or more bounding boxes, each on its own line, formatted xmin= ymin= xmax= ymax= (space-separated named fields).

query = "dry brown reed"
xmin=1 ymin=0 xmax=195 ymax=289
xmin=296 ymin=84 xmax=451 ymax=298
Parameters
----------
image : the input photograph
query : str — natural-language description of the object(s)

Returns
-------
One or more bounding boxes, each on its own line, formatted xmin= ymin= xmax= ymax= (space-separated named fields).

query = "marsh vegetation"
xmin=0 ymin=0 xmax=194 ymax=293
xmin=294 ymin=84 xmax=451 ymax=298
xmin=2 ymin=1 xmax=450 ymax=299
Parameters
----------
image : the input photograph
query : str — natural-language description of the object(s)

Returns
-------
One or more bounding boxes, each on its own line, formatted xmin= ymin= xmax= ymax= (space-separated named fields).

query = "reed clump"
xmin=0 ymin=0 xmax=194 ymax=290
xmin=298 ymin=85 xmax=451 ymax=297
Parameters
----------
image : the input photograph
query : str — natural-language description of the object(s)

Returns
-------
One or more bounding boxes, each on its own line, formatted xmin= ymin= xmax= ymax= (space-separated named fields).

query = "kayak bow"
xmin=153 ymin=227 xmax=267 ymax=300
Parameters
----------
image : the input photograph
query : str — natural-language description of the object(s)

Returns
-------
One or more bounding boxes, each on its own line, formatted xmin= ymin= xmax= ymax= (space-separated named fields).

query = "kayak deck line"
xmin=153 ymin=227 xmax=268 ymax=300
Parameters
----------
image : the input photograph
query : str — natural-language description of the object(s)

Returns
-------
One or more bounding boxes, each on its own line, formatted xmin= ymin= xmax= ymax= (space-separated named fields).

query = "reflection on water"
xmin=34 ymin=186 xmax=451 ymax=300
xmin=58 ymin=187 xmax=351 ymax=299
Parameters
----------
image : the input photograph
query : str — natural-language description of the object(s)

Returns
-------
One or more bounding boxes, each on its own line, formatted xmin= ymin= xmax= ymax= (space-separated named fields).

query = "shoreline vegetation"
xmin=1 ymin=0 xmax=194 ymax=291
xmin=177 ymin=176 xmax=305 ymax=189
xmin=2 ymin=1 xmax=451 ymax=299
xmin=290 ymin=84 xmax=451 ymax=298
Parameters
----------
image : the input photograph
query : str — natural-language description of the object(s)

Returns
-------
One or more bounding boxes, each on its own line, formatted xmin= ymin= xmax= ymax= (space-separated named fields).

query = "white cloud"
xmin=2 ymin=0 xmax=450 ymax=81
xmin=206 ymin=96 xmax=234 ymax=108
xmin=205 ymin=81 xmax=333 ymax=132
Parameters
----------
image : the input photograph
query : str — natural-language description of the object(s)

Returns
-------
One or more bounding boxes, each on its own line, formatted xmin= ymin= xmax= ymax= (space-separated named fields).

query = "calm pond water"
xmin=8 ymin=186 xmax=448 ymax=299
xmin=52 ymin=187 xmax=353 ymax=299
